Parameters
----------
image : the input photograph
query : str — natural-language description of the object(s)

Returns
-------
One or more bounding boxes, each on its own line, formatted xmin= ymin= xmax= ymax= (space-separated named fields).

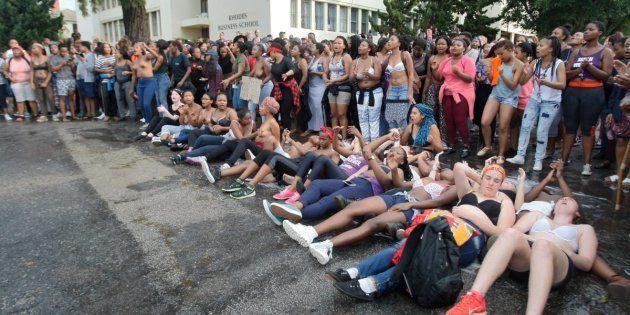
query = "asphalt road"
xmin=1 ymin=120 xmax=628 ymax=314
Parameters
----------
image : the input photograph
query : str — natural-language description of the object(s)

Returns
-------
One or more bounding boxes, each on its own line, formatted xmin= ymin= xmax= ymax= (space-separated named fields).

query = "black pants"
xmin=146 ymin=116 xmax=179 ymax=135
xmin=100 ymin=82 xmax=118 ymax=117
xmin=188 ymin=128 xmax=212 ymax=146
xmin=267 ymin=154 xmax=301 ymax=179
xmin=278 ymin=84 xmax=293 ymax=130
xmin=204 ymin=139 xmax=239 ymax=161
xmin=307 ymin=155 xmax=348 ymax=181
xmin=226 ymin=139 xmax=264 ymax=166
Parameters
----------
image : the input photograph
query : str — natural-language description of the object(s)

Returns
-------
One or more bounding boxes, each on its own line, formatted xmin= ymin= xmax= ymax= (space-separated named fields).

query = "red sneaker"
xmin=286 ymin=192 xmax=301 ymax=204
xmin=273 ymin=188 xmax=297 ymax=200
xmin=15 ymin=117 xmax=24 ymax=122
xmin=446 ymin=291 xmax=487 ymax=315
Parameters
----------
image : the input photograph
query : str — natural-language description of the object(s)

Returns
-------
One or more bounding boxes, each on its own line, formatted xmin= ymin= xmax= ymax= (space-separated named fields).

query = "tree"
xmin=77 ymin=0 xmax=149 ymax=42
xmin=500 ymin=0 xmax=630 ymax=37
xmin=0 ymin=0 xmax=63 ymax=51
xmin=371 ymin=0 xmax=500 ymax=38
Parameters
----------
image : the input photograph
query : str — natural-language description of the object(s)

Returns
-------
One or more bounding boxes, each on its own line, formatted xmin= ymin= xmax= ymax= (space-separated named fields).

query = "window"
xmin=150 ymin=11 xmax=161 ymax=37
xmin=114 ymin=21 xmax=119 ymax=41
xmin=103 ymin=23 xmax=109 ymax=42
xmin=361 ymin=10 xmax=369 ymax=34
xmin=202 ymin=27 xmax=209 ymax=38
xmin=301 ymin=0 xmax=312 ymax=29
xmin=350 ymin=8 xmax=358 ymax=34
xmin=327 ymin=3 xmax=336 ymax=31
xmin=201 ymin=0 xmax=208 ymax=14
xmin=339 ymin=6 xmax=348 ymax=33
xmin=119 ymin=20 xmax=125 ymax=37
xmin=315 ymin=2 xmax=324 ymax=30
xmin=290 ymin=0 xmax=297 ymax=28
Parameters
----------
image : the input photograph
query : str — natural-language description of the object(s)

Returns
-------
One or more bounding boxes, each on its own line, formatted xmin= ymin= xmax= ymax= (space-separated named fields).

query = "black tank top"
xmin=458 ymin=192 xmax=502 ymax=225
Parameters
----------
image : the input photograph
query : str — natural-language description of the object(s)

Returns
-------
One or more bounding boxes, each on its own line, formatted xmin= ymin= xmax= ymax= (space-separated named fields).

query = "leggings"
xmin=441 ymin=94 xmax=470 ymax=145
xmin=188 ymin=128 xmax=212 ymax=146
xmin=267 ymin=154 xmax=301 ymax=180
xmin=300 ymin=178 xmax=374 ymax=220
xmin=304 ymin=155 xmax=348 ymax=181
xmin=226 ymin=139 xmax=264 ymax=166
xmin=278 ymin=84 xmax=293 ymax=130
xmin=183 ymin=135 xmax=225 ymax=158
xmin=145 ymin=116 xmax=179 ymax=135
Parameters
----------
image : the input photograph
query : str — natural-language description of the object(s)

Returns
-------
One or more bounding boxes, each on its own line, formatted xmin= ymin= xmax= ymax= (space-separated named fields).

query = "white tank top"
xmin=533 ymin=59 xmax=563 ymax=103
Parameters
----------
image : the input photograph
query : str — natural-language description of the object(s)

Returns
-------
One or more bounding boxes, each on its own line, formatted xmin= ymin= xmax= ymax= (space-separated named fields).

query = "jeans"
xmin=187 ymin=128 xmax=212 ymax=146
xmin=137 ymin=77 xmax=157 ymax=122
xmin=301 ymin=178 xmax=374 ymax=220
xmin=155 ymin=73 xmax=170 ymax=107
xmin=357 ymin=232 xmax=485 ymax=295
xmin=517 ymin=99 xmax=561 ymax=161
xmin=385 ymin=84 xmax=409 ymax=129
xmin=176 ymin=128 xmax=194 ymax=143
xmin=114 ymin=80 xmax=136 ymax=118
xmin=232 ymin=82 xmax=247 ymax=111
xmin=356 ymin=87 xmax=383 ymax=142
xmin=248 ymin=80 xmax=274 ymax=120
xmin=184 ymin=135 xmax=225 ymax=158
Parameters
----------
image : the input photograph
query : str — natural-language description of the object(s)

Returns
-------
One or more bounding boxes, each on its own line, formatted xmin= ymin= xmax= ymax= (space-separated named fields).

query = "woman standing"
xmin=552 ymin=25 xmax=573 ymax=61
xmin=562 ymin=21 xmax=613 ymax=176
xmin=131 ymin=42 xmax=157 ymax=124
xmin=507 ymin=37 xmax=566 ymax=171
xmin=351 ymin=40 xmax=383 ymax=142
xmin=95 ymin=43 xmax=118 ymax=121
xmin=218 ymin=45 xmax=233 ymax=79
xmin=478 ymin=40 xmax=524 ymax=164
xmin=190 ymin=47 xmax=207 ymax=104
xmin=411 ymin=38 xmax=429 ymax=102
xmin=433 ymin=38 xmax=476 ymax=158
xmin=324 ymin=36 xmax=353 ymax=139
xmin=269 ymin=42 xmax=299 ymax=130
xmin=291 ymin=44 xmax=310 ymax=134
xmin=113 ymin=49 xmax=135 ymax=120
xmin=474 ymin=44 xmax=496 ymax=133
xmin=152 ymin=40 xmax=169 ymax=107
xmin=221 ymin=41 xmax=249 ymax=111
xmin=307 ymin=43 xmax=326 ymax=132
xmin=3 ymin=46 xmax=41 ymax=122
xmin=424 ymin=36 xmax=451 ymax=145
xmin=510 ymin=42 xmax=536 ymax=155
xmin=384 ymin=35 xmax=415 ymax=130
xmin=30 ymin=43 xmax=56 ymax=121
xmin=247 ymin=43 xmax=273 ymax=121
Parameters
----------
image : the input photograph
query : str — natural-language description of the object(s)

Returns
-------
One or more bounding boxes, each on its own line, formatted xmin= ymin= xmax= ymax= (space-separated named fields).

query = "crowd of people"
xmin=2 ymin=21 xmax=629 ymax=314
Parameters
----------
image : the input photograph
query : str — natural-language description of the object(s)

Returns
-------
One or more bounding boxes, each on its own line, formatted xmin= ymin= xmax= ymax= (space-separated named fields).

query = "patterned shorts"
xmin=56 ymin=79 xmax=76 ymax=96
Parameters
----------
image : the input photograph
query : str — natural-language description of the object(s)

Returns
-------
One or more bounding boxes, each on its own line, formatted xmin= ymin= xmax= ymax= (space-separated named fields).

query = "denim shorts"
xmin=379 ymin=192 xmax=417 ymax=223
xmin=387 ymin=84 xmax=409 ymax=101
xmin=489 ymin=92 xmax=518 ymax=108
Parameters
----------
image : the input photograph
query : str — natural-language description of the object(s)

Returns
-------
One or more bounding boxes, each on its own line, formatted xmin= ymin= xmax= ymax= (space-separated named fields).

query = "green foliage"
xmin=501 ymin=0 xmax=630 ymax=37
xmin=370 ymin=0 xmax=500 ymax=38
xmin=0 ymin=0 xmax=63 ymax=51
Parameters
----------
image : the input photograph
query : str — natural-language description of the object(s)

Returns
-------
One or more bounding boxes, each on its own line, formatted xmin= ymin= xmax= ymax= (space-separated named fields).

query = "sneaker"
xmin=506 ymin=155 xmax=525 ymax=165
xmin=476 ymin=147 xmax=491 ymax=157
xmin=170 ymin=143 xmax=186 ymax=151
xmin=65 ymin=112 xmax=71 ymax=118
xmin=97 ymin=113 xmax=106 ymax=120
xmin=273 ymin=188 xmax=298 ymax=200
xmin=185 ymin=156 xmax=204 ymax=166
xmin=134 ymin=134 xmax=146 ymax=141
xmin=222 ymin=178 xmax=246 ymax=193
xmin=270 ymin=202 xmax=303 ymax=221
xmin=533 ymin=160 xmax=543 ymax=171
xmin=202 ymin=162 xmax=221 ymax=184
xmin=460 ymin=148 xmax=470 ymax=159
xmin=286 ymin=192 xmax=301 ymax=204
xmin=325 ymin=269 xmax=353 ymax=282
xmin=446 ymin=291 xmax=487 ymax=315
xmin=151 ymin=137 xmax=162 ymax=145
xmin=230 ymin=183 xmax=256 ymax=199
xmin=333 ymin=280 xmax=375 ymax=301
xmin=15 ymin=117 xmax=24 ymax=122
xmin=139 ymin=118 xmax=146 ymax=123
xmin=4 ymin=114 xmax=12 ymax=121
xmin=220 ymin=163 xmax=231 ymax=171
xmin=36 ymin=115 xmax=48 ymax=123
xmin=282 ymin=221 xmax=317 ymax=247
xmin=52 ymin=114 xmax=60 ymax=122
xmin=140 ymin=123 xmax=149 ymax=129
xmin=170 ymin=154 xmax=184 ymax=165
xmin=263 ymin=199 xmax=284 ymax=226
xmin=581 ymin=163 xmax=592 ymax=176
xmin=573 ymin=136 xmax=582 ymax=147
xmin=309 ymin=241 xmax=333 ymax=265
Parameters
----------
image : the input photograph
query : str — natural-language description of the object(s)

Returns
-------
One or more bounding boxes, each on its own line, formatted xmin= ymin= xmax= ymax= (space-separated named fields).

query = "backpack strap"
xmin=388 ymin=220 xmax=429 ymax=286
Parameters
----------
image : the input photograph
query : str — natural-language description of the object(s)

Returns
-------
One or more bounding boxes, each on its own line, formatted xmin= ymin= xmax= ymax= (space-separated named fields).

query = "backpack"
xmin=389 ymin=217 xmax=463 ymax=308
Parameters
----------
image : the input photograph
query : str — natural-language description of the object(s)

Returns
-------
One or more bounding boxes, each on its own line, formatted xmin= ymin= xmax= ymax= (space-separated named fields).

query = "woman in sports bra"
xmin=324 ymin=36 xmax=353 ymax=139
xmin=350 ymin=40 xmax=383 ymax=142
xmin=562 ymin=21 xmax=614 ymax=176
xmin=399 ymin=104 xmax=443 ymax=154
xmin=448 ymin=169 xmax=597 ymax=315
xmin=385 ymin=35 xmax=416 ymax=130
xmin=31 ymin=43 xmax=56 ymax=121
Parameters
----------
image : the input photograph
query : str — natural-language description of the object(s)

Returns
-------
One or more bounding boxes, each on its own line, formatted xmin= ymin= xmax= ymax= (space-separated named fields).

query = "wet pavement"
xmin=0 ymin=120 xmax=628 ymax=314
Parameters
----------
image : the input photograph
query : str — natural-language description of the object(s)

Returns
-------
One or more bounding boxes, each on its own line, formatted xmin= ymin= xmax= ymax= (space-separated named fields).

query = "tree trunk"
xmin=121 ymin=0 xmax=149 ymax=42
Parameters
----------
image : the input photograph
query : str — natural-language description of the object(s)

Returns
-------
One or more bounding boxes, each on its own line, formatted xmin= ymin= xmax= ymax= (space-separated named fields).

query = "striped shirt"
xmin=95 ymin=54 xmax=116 ymax=72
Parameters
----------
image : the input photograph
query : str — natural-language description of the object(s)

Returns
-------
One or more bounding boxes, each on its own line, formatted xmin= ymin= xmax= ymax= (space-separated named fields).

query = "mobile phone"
xmin=343 ymin=180 xmax=356 ymax=187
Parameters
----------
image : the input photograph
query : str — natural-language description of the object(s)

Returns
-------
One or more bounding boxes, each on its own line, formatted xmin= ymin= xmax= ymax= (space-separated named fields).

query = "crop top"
xmin=412 ymin=178 xmax=448 ymax=199
xmin=530 ymin=217 xmax=579 ymax=252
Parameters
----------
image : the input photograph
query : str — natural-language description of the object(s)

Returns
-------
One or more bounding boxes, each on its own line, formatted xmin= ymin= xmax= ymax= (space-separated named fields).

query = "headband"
xmin=319 ymin=127 xmax=334 ymax=140
xmin=268 ymin=46 xmax=283 ymax=54
xmin=482 ymin=164 xmax=506 ymax=179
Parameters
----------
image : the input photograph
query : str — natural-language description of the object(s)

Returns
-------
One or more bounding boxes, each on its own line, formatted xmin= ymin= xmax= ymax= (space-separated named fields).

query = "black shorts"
xmin=509 ymin=241 xmax=575 ymax=291
xmin=562 ymin=86 xmax=605 ymax=135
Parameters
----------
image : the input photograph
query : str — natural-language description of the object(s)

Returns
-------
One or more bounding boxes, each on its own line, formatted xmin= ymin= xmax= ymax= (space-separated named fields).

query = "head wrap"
xmin=413 ymin=104 xmax=437 ymax=147
xmin=261 ymin=97 xmax=280 ymax=114
xmin=268 ymin=46 xmax=283 ymax=55
xmin=481 ymin=164 xmax=506 ymax=180
xmin=319 ymin=126 xmax=334 ymax=140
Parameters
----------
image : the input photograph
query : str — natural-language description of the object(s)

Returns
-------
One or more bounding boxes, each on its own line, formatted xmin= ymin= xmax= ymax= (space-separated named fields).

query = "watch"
xmin=368 ymin=155 xmax=376 ymax=161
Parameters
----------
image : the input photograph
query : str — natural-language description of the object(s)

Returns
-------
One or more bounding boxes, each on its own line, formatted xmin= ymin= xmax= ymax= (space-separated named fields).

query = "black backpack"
xmin=389 ymin=217 xmax=463 ymax=308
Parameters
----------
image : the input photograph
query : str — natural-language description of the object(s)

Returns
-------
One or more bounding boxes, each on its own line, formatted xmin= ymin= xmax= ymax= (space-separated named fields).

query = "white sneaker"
xmin=309 ymin=241 xmax=333 ymax=265
xmin=52 ymin=114 xmax=60 ymax=122
xmin=200 ymin=157 xmax=215 ymax=183
xmin=97 ymin=113 xmax=106 ymax=120
xmin=36 ymin=115 xmax=48 ymax=122
xmin=270 ymin=202 xmax=303 ymax=221
xmin=533 ymin=160 xmax=543 ymax=171
xmin=151 ymin=136 xmax=162 ymax=145
xmin=506 ymin=155 xmax=525 ymax=165
xmin=140 ymin=123 xmax=149 ymax=129
xmin=4 ymin=114 xmax=12 ymax=121
xmin=65 ymin=112 xmax=71 ymax=118
xmin=581 ymin=164 xmax=592 ymax=176
xmin=140 ymin=118 xmax=146 ymax=123
xmin=283 ymin=221 xmax=317 ymax=247
xmin=263 ymin=199 xmax=283 ymax=226
xmin=220 ymin=163 xmax=231 ymax=171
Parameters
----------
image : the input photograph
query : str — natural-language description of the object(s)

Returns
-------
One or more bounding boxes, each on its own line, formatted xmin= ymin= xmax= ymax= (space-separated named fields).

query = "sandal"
xmin=496 ymin=156 xmax=505 ymax=165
